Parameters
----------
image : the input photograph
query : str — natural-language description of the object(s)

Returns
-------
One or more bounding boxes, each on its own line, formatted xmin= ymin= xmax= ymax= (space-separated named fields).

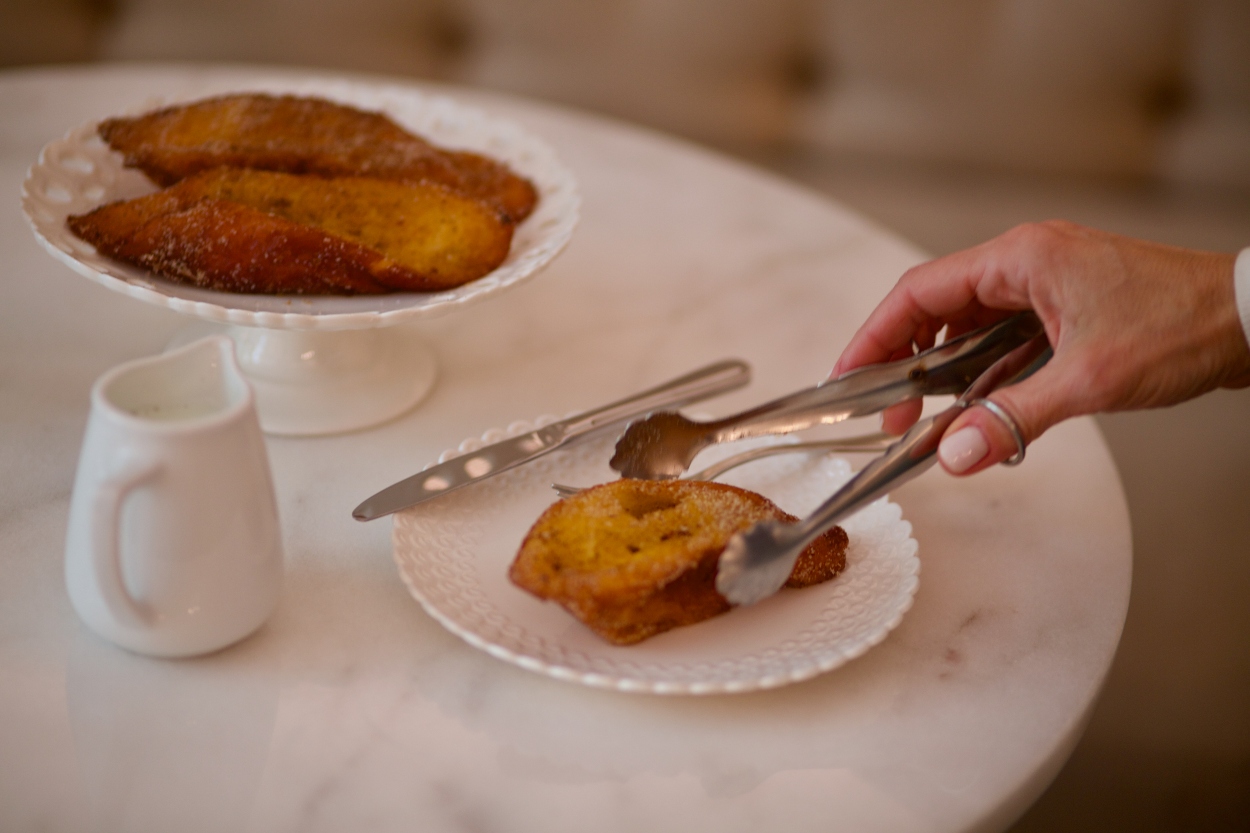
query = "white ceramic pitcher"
xmin=65 ymin=336 xmax=283 ymax=657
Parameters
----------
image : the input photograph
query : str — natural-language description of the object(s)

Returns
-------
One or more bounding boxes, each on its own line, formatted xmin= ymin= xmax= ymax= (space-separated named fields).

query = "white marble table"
xmin=0 ymin=64 xmax=1131 ymax=833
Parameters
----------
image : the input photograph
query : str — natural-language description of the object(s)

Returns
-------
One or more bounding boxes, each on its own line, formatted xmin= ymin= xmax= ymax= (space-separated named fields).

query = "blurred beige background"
xmin=3 ymin=0 xmax=1248 ymax=829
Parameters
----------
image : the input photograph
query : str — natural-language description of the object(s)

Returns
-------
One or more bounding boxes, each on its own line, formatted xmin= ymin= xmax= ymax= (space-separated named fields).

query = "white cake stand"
xmin=21 ymin=78 xmax=579 ymax=436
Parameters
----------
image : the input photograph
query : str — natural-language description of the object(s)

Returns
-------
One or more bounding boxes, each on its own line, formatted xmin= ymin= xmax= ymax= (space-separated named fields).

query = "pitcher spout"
xmin=95 ymin=335 xmax=251 ymax=428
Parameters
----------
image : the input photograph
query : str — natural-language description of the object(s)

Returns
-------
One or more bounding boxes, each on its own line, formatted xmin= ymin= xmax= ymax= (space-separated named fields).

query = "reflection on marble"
xmin=0 ymin=65 xmax=1131 ymax=833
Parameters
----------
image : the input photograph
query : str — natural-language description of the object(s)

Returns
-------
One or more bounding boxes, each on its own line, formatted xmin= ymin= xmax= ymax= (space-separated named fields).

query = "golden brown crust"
xmin=98 ymin=93 xmax=539 ymax=223
xmin=509 ymin=479 xmax=848 ymax=645
xmin=67 ymin=168 xmax=514 ymax=294
xmin=784 ymin=523 xmax=849 ymax=588
xmin=69 ymin=199 xmax=391 ymax=295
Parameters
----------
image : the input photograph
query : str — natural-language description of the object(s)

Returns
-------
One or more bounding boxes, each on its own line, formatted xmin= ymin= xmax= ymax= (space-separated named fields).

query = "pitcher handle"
xmin=91 ymin=456 xmax=161 ymax=628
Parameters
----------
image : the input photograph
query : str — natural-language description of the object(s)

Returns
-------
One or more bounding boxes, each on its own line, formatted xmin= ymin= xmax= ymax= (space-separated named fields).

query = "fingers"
xmin=835 ymin=223 xmax=1245 ymax=477
xmin=936 ymin=360 xmax=1078 ymax=475
xmin=937 ymin=405 xmax=1022 ymax=475
xmin=830 ymin=273 xmax=955 ymax=376
xmin=881 ymin=399 xmax=923 ymax=435
xmin=832 ymin=241 xmax=1031 ymax=377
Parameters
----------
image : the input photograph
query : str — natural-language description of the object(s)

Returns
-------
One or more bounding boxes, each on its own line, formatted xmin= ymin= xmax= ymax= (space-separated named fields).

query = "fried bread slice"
xmin=509 ymin=479 xmax=848 ymax=645
xmin=67 ymin=168 xmax=514 ymax=294
xmin=98 ymin=93 xmax=539 ymax=223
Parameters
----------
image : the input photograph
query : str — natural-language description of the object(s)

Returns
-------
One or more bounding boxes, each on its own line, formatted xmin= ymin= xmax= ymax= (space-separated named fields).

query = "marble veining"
xmin=0 ymin=65 xmax=1131 ymax=833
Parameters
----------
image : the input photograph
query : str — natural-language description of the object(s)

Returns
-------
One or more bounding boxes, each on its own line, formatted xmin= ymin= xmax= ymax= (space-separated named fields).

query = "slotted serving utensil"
xmin=609 ymin=313 xmax=1044 ymax=481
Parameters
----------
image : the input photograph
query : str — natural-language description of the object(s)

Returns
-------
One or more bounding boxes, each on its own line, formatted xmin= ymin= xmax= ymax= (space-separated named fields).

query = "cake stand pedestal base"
xmin=169 ymin=325 xmax=436 ymax=436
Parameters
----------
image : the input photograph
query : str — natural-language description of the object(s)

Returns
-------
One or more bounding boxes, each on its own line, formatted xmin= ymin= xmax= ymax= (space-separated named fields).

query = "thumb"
xmin=935 ymin=359 xmax=1079 ymax=476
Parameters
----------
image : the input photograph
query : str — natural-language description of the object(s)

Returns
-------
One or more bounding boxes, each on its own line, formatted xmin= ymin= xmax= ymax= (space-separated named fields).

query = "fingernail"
xmin=939 ymin=426 xmax=988 ymax=474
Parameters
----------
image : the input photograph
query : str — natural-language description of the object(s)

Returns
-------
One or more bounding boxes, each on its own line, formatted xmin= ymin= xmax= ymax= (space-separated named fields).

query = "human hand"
xmin=831 ymin=221 xmax=1250 ymax=475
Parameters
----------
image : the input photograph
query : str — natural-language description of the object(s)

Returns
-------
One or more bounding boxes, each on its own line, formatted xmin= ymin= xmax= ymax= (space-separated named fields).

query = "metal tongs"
xmin=610 ymin=312 xmax=1046 ymax=480
xmin=715 ymin=326 xmax=1052 ymax=607
xmin=605 ymin=312 xmax=1051 ymax=607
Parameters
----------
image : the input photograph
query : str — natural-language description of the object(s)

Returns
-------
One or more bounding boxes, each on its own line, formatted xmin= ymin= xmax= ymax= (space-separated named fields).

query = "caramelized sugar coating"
xmin=73 ymin=200 xmax=390 ymax=295
xmin=67 ymin=168 xmax=514 ymax=294
xmin=98 ymin=93 xmax=539 ymax=223
xmin=509 ymin=479 xmax=848 ymax=646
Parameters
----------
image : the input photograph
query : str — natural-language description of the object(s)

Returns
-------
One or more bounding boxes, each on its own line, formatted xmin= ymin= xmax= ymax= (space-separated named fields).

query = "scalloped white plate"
xmin=21 ymin=77 xmax=579 ymax=331
xmin=393 ymin=426 xmax=920 ymax=695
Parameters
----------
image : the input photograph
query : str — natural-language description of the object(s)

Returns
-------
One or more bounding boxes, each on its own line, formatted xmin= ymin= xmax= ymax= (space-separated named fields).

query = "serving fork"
xmin=549 ymin=432 xmax=893 ymax=498
xmin=610 ymin=312 xmax=1045 ymax=481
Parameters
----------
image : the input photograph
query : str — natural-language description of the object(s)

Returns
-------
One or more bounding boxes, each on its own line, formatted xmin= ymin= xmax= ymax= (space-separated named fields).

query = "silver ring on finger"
xmin=969 ymin=397 xmax=1027 ymax=466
